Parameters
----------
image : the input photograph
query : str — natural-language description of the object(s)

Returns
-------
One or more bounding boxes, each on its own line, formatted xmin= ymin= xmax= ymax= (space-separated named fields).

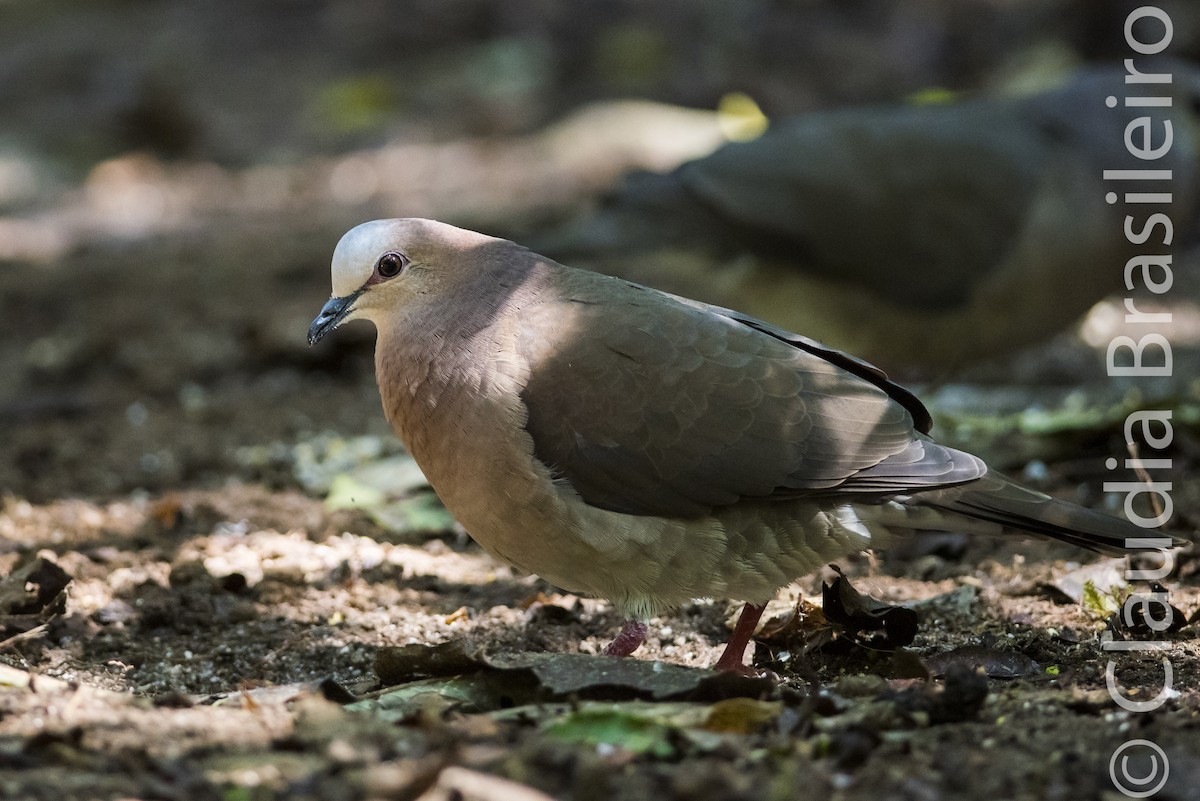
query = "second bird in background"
xmin=537 ymin=66 xmax=1200 ymax=376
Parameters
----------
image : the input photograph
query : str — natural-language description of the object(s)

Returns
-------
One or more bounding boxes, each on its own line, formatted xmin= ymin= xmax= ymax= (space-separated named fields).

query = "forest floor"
xmin=1 ymin=176 xmax=1197 ymax=801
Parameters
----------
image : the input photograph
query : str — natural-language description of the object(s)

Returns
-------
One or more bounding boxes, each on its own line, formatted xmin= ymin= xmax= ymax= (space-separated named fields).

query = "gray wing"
xmin=518 ymin=277 xmax=984 ymax=517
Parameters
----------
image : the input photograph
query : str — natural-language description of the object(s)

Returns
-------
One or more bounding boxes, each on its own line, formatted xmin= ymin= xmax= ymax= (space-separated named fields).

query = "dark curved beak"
xmin=307 ymin=289 xmax=363 ymax=345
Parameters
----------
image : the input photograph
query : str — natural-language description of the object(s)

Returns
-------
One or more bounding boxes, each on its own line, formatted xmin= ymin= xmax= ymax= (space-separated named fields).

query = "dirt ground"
xmin=3 ymin=2 xmax=1200 ymax=800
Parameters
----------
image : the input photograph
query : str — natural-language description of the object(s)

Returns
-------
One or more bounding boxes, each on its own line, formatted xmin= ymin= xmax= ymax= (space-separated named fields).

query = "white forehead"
xmin=330 ymin=219 xmax=399 ymax=297
xmin=329 ymin=217 xmax=497 ymax=297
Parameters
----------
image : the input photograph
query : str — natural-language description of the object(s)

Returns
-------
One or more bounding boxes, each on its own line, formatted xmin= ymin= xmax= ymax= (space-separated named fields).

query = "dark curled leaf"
xmin=317 ymin=677 xmax=360 ymax=704
xmin=0 ymin=557 xmax=72 ymax=634
xmin=1109 ymin=582 xmax=1189 ymax=638
xmin=924 ymin=645 xmax=1040 ymax=680
xmin=755 ymin=597 xmax=835 ymax=655
xmin=822 ymin=565 xmax=918 ymax=650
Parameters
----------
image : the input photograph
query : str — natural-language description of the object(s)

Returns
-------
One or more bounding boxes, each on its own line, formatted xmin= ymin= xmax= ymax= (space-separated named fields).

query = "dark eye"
xmin=376 ymin=252 xmax=408 ymax=278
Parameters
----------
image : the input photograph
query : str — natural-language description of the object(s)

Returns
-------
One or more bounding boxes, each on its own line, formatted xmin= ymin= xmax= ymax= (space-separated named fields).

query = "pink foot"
xmin=602 ymin=620 xmax=648 ymax=657
xmin=714 ymin=602 xmax=767 ymax=673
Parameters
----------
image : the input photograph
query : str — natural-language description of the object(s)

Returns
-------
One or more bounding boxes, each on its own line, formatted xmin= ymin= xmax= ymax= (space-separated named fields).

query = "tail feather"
xmin=906 ymin=472 xmax=1187 ymax=555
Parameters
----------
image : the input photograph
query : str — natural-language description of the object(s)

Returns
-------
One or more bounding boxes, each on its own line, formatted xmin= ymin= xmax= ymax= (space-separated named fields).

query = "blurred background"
xmin=1 ymin=0 xmax=1198 ymax=515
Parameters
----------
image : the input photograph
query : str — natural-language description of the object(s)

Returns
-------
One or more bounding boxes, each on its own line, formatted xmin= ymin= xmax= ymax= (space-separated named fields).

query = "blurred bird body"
xmin=310 ymin=219 xmax=1179 ymax=670
xmin=538 ymin=68 xmax=1200 ymax=374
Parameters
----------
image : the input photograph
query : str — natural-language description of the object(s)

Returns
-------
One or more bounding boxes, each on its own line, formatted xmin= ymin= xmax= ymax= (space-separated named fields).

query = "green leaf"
xmin=1081 ymin=578 xmax=1122 ymax=618
xmin=544 ymin=707 xmax=675 ymax=757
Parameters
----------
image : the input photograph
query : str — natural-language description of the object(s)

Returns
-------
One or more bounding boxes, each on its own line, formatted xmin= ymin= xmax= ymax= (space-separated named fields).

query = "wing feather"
xmin=518 ymin=273 xmax=982 ymax=517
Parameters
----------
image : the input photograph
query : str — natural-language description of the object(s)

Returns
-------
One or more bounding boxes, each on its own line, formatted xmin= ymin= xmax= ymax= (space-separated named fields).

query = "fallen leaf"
xmin=1109 ymin=582 xmax=1188 ymax=637
xmin=350 ymin=674 xmax=540 ymax=721
xmin=1046 ymin=557 xmax=1127 ymax=607
xmin=0 ymin=557 xmax=71 ymax=634
xmin=1082 ymin=579 xmax=1124 ymax=619
xmin=701 ymin=697 xmax=782 ymax=734
xmin=544 ymin=706 xmax=676 ymax=757
xmin=482 ymin=651 xmax=773 ymax=701
xmin=924 ymin=645 xmax=1040 ymax=679
xmin=822 ymin=566 xmax=918 ymax=650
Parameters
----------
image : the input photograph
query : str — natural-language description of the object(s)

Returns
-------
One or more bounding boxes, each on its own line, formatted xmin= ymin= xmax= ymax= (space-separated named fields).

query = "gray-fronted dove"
xmin=537 ymin=66 xmax=1200 ymax=374
xmin=309 ymin=218 xmax=1181 ymax=672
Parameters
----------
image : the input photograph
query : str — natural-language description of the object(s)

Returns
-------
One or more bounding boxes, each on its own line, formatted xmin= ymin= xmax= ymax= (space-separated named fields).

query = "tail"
xmin=885 ymin=472 xmax=1187 ymax=555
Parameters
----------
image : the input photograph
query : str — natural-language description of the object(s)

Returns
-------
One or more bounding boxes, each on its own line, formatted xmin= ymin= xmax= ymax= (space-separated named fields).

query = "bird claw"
xmin=601 ymin=619 xmax=648 ymax=657
xmin=713 ymin=659 xmax=768 ymax=678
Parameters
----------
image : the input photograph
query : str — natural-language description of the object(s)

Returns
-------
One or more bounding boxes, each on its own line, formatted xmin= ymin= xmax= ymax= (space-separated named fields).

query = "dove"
xmin=536 ymin=66 xmax=1200 ymax=375
xmin=308 ymin=218 xmax=1181 ymax=672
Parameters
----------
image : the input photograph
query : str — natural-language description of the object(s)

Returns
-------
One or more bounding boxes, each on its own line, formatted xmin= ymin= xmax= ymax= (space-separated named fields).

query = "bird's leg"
xmin=714 ymin=602 xmax=768 ymax=673
xmin=602 ymin=620 xmax=648 ymax=657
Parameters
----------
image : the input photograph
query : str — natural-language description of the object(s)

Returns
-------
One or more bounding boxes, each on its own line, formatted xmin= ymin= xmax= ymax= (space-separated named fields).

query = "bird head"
xmin=307 ymin=218 xmax=496 ymax=345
